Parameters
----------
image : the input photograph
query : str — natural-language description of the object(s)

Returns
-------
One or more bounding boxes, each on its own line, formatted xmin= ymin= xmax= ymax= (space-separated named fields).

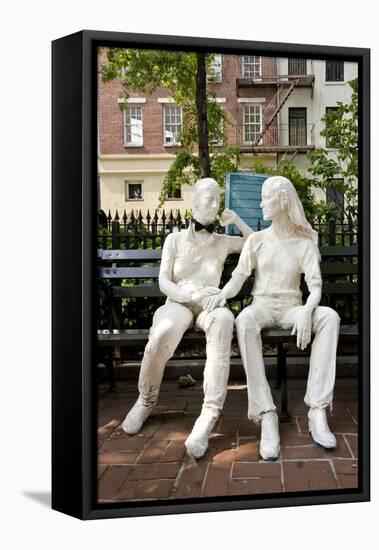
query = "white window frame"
xmin=241 ymin=56 xmax=262 ymax=78
xmin=207 ymin=54 xmax=222 ymax=82
xmin=163 ymin=104 xmax=182 ymax=146
xmin=125 ymin=181 xmax=144 ymax=201
xmin=243 ymin=104 xmax=262 ymax=145
xmin=123 ymin=105 xmax=143 ymax=147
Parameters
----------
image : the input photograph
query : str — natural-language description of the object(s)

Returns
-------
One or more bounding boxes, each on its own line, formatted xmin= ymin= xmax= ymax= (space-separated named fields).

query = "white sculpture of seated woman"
xmin=122 ymin=177 xmax=253 ymax=458
xmin=207 ymin=176 xmax=340 ymax=460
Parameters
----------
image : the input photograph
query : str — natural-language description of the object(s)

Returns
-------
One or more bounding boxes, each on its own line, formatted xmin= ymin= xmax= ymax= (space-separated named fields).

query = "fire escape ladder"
xmin=253 ymin=79 xmax=298 ymax=146
xmin=262 ymin=85 xmax=284 ymax=118
xmin=278 ymin=148 xmax=299 ymax=168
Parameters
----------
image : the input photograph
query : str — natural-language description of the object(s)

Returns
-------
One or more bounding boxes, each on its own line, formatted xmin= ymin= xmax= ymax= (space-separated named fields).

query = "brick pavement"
xmin=97 ymin=378 xmax=358 ymax=503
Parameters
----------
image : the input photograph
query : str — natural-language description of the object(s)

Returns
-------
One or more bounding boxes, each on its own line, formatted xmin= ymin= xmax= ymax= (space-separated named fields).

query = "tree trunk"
xmin=196 ymin=53 xmax=211 ymax=178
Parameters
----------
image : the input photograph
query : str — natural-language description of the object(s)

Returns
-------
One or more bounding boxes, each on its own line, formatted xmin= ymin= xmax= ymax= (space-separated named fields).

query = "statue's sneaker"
xmin=122 ymin=399 xmax=154 ymax=434
xmin=185 ymin=409 xmax=218 ymax=459
xmin=308 ymin=407 xmax=337 ymax=449
xmin=259 ymin=411 xmax=280 ymax=460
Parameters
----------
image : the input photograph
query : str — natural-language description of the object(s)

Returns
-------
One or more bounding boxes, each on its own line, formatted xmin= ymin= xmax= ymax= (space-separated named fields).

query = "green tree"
xmin=251 ymin=160 xmax=337 ymax=223
xmin=308 ymin=78 xmax=358 ymax=220
xmin=101 ymin=48 xmax=240 ymax=205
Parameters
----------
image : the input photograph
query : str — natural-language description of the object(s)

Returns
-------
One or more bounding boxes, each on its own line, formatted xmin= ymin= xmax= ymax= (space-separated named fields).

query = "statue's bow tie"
xmin=193 ymin=219 xmax=214 ymax=233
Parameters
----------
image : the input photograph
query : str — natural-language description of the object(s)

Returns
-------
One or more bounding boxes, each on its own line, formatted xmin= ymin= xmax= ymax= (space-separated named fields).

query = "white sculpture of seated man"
xmin=207 ymin=176 xmax=340 ymax=460
xmin=122 ymin=177 xmax=253 ymax=458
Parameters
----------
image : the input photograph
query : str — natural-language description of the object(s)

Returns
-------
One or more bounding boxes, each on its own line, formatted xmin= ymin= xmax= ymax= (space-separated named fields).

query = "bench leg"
xmin=277 ymin=343 xmax=290 ymax=422
xmin=275 ymin=353 xmax=282 ymax=390
xmin=106 ymin=356 xmax=116 ymax=393
xmin=99 ymin=348 xmax=116 ymax=392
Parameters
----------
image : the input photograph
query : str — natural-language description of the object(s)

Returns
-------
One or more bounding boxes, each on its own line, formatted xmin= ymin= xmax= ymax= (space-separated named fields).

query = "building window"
xmin=163 ymin=105 xmax=182 ymax=145
xmin=207 ymin=54 xmax=222 ymax=82
xmin=209 ymin=117 xmax=224 ymax=146
xmin=288 ymin=58 xmax=307 ymax=75
xmin=327 ymin=179 xmax=345 ymax=219
xmin=325 ymin=107 xmax=340 ymax=148
xmin=326 ymin=60 xmax=344 ymax=82
xmin=126 ymin=182 xmax=143 ymax=201
xmin=167 ymin=187 xmax=182 ymax=200
xmin=241 ymin=56 xmax=261 ymax=78
xmin=243 ymin=105 xmax=262 ymax=144
xmin=289 ymin=107 xmax=307 ymax=146
xmin=123 ymin=106 xmax=143 ymax=146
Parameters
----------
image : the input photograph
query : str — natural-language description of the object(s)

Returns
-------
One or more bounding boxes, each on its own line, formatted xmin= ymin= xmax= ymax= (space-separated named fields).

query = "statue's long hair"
xmin=263 ymin=176 xmax=319 ymax=246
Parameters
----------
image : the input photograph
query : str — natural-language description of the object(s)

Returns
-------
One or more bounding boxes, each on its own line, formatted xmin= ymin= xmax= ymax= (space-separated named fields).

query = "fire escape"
xmin=237 ymin=71 xmax=315 ymax=155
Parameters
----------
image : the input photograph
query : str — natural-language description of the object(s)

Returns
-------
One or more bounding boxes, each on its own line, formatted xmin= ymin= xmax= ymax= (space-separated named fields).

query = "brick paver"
xmin=97 ymin=378 xmax=359 ymax=502
xmin=202 ymin=462 xmax=232 ymax=497
xmin=345 ymin=434 xmax=358 ymax=458
xmin=116 ymin=479 xmax=174 ymax=500
xmin=98 ymin=465 xmax=132 ymax=500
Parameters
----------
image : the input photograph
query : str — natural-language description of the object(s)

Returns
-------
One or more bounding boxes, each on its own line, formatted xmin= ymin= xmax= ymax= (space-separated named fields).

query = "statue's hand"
xmin=291 ymin=307 xmax=313 ymax=350
xmin=202 ymin=293 xmax=226 ymax=312
xmin=191 ymin=287 xmax=220 ymax=305
xmin=219 ymin=208 xmax=237 ymax=227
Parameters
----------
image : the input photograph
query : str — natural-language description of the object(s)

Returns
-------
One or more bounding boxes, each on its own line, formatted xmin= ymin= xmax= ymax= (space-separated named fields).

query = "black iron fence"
xmin=98 ymin=209 xmax=357 ymax=250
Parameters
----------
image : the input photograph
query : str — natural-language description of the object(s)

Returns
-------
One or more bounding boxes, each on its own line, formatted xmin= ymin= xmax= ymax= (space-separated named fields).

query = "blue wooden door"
xmin=225 ymin=172 xmax=271 ymax=234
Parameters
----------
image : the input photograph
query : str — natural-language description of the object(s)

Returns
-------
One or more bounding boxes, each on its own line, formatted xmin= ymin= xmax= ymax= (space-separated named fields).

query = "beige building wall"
xmin=99 ymin=153 xmax=193 ymax=216
xmin=99 ymin=152 xmax=279 ymax=216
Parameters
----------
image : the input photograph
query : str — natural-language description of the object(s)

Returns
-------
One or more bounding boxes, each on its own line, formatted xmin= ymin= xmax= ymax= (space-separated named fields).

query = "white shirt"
xmin=159 ymin=225 xmax=244 ymax=301
xmin=222 ymin=227 xmax=322 ymax=299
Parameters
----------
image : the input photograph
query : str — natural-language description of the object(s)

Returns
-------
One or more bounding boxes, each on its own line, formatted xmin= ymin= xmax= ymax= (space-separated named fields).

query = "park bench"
xmin=97 ymin=243 xmax=358 ymax=419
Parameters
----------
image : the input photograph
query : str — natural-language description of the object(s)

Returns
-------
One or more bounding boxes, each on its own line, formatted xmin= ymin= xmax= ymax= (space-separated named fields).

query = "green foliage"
xmin=121 ymin=279 xmax=165 ymax=329
xmin=101 ymin=48 xmax=241 ymax=207
xmin=308 ymin=78 xmax=358 ymax=220
xmin=251 ymin=159 xmax=337 ymax=223
xmin=101 ymin=48 xmax=198 ymax=101
xmin=252 ymin=76 xmax=358 ymax=223
xmin=159 ymin=146 xmax=241 ymax=207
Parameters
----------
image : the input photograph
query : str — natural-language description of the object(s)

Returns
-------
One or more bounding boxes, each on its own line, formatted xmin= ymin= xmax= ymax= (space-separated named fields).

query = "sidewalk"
xmin=97 ymin=378 xmax=358 ymax=502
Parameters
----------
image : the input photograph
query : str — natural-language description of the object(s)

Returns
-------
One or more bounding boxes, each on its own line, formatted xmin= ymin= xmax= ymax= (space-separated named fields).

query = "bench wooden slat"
xmin=101 ymin=249 xmax=162 ymax=260
xmin=100 ymin=265 xmax=357 ymax=281
xmin=100 ymin=266 xmax=160 ymax=278
xmin=113 ymin=284 xmax=164 ymax=298
xmin=319 ymin=246 xmax=358 ymax=256
xmin=97 ymin=325 xmax=358 ymax=337
xmin=112 ymin=281 xmax=254 ymax=298
xmin=221 ymin=263 xmax=358 ymax=278
xmin=321 ymin=263 xmax=358 ymax=275
xmin=99 ymin=246 xmax=358 ymax=261
xmin=97 ymin=324 xmax=358 ymax=346
xmin=322 ymin=282 xmax=357 ymax=294
xmin=112 ymin=282 xmax=357 ymax=298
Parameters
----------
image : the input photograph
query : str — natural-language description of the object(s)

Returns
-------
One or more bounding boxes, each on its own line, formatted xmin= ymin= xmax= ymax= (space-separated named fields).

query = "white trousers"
xmin=235 ymin=295 xmax=340 ymax=422
xmin=137 ymin=302 xmax=234 ymax=417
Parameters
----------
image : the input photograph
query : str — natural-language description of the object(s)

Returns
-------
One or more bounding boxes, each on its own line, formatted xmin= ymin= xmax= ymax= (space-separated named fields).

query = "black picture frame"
xmin=52 ymin=30 xmax=370 ymax=520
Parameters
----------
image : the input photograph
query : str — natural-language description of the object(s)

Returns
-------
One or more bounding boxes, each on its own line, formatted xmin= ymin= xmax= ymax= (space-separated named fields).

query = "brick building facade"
xmin=98 ymin=51 xmax=357 ymax=216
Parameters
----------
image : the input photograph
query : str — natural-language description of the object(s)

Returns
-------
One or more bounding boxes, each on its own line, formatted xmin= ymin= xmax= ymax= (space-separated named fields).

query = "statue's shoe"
xmin=308 ymin=407 xmax=337 ymax=449
xmin=185 ymin=410 xmax=218 ymax=459
xmin=122 ymin=399 xmax=154 ymax=434
xmin=259 ymin=411 xmax=280 ymax=460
